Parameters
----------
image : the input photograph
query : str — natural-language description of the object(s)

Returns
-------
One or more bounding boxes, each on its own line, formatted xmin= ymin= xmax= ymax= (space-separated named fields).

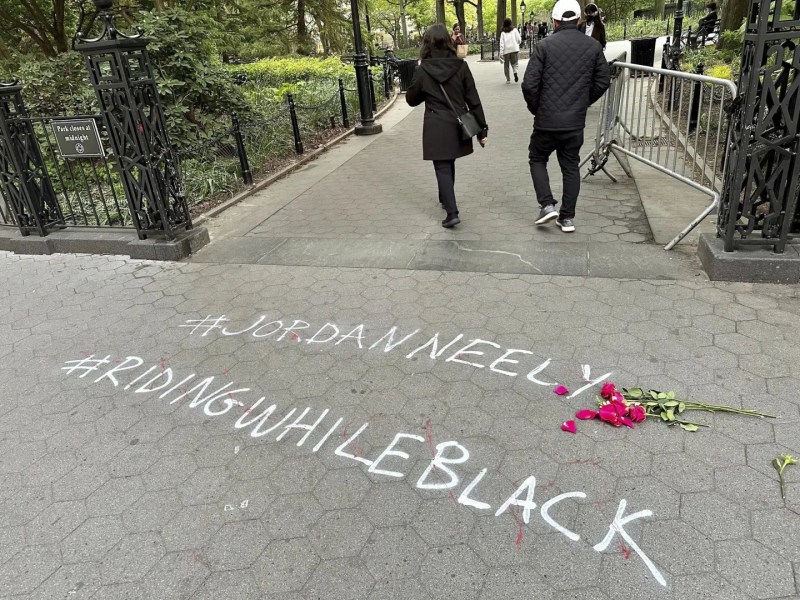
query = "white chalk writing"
xmin=179 ymin=315 xmax=613 ymax=397
xmin=62 ymin=352 xmax=665 ymax=587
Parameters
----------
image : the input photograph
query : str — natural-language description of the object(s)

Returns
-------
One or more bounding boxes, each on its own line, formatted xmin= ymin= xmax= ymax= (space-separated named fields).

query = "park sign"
xmin=51 ymin=119 xmax=105 ymax=158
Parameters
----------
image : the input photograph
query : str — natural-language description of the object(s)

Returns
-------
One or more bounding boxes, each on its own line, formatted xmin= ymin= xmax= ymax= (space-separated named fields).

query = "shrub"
xmin=227 ymin=57 xmax=357 ymax=87
xmin=11 ymin=52 xmax=96 ymax=116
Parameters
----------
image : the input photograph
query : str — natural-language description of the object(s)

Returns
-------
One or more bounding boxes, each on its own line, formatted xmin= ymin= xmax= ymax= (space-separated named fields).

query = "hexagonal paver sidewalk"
xmin=1 ymin=251 xmax=800 ymax=599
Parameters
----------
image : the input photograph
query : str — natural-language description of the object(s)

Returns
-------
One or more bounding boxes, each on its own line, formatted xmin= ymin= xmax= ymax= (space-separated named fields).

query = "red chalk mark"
xmin=509 ymin=506 xmax=525 ymax=550
xmin=339 ymin=423 xmax=352 ymax=439
xmin=567 ymin=459 xmax=602 ymax=467
xmin=159 ymin=357 xmax=168 ymax=371
xmin=290 ymin=332 xmax=301 ymax=342
xmin=222 ymin=367 xmax=232 ymax=376
xmin=424 ymin=417 xmax=435 ymax=453
xmin=543 ymin=480 xmax=555 ymax=491
xmin=619 ymin=542 xmax=631 ymax=560
xmin=114 ymin=358 xmax=123 ymax=364
xmin=595 ymin=500 xmax=603 ymax=510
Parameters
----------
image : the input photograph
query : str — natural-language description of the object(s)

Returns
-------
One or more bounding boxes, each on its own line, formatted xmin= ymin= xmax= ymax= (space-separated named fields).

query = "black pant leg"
xmin=433 ymin=159 xmax=458 ymax=216
xmin=555 ymin=130 xmax=584 ymax=220
xmin=529 ymin=129 xmax=557 ymax=208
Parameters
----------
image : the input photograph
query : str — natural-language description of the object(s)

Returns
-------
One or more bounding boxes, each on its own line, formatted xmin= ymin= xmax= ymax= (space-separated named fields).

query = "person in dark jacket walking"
xmin=406 ymin=24 xmax=488 ymax=228
xmin=521 ymin=0 xmax=610 ymax=232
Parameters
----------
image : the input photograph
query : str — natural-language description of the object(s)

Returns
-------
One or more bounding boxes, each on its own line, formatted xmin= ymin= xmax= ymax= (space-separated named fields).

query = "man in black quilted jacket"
xmin=521 ymin=0 xmax=610 ymax=232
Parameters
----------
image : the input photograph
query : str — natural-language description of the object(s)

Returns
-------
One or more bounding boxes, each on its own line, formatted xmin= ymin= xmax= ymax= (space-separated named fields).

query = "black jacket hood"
xmin=420 ymin=54 xmax=463 ymax=83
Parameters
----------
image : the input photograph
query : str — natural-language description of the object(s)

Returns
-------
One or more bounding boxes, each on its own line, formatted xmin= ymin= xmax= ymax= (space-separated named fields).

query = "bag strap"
xmin=438 ymin=83 xmax=464 ymax=124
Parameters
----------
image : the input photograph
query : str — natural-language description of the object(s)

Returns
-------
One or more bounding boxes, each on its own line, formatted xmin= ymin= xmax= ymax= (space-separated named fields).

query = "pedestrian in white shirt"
xmin=499 ymin=18 xmax=522 ymax=83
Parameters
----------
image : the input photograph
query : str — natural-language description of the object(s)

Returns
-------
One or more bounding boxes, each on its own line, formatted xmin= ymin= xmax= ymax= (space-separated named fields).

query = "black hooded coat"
xmin=406 ymin=50 xmax=488 ymax=161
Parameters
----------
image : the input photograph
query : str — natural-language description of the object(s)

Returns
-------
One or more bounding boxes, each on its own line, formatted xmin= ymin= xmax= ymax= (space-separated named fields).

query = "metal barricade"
xmin=583 ymin=59 xmax=737 ymax=250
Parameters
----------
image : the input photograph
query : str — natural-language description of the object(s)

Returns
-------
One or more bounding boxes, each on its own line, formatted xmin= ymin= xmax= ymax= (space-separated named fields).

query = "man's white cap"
xmin=552 ymin=0 xmax=581 ymax=21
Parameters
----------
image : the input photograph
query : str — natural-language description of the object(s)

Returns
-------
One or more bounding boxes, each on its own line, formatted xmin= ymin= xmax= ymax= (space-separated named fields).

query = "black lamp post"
xmin=520 ymin=0 xmax=527 ymax=36
xmin=350 ymin=0 xmax=382 ymax=135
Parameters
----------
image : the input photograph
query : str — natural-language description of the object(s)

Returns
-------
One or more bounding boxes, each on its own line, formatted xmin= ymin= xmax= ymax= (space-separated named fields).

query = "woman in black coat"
xmin=406 ymin=24 xmax=488 ymax=228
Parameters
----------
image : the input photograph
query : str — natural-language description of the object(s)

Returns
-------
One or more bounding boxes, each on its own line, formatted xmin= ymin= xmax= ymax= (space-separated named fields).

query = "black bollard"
xmin=338 ymin=79 xmax=350 ymax=129
xmin=231 ymin=113 xmax=253 ymax=185
xmin=286 ymin=93 xmax=304 ymax=154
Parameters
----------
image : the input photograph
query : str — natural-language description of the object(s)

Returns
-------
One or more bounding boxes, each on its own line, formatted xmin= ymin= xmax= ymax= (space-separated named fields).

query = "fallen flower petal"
xmin=576 ymin=409 xmax=597 ymax=420
xmin=554 ymin=385 xmax=569 ymax=396
xmin=620 ymin=417 xmax=635 ymax=428
xmin=611 ymin=399 xmax=629 ymax=415
xmin=561 ymin=420 xmax=577 ymax=434
xmin=598 ymin=403 xmax=623 ymax=426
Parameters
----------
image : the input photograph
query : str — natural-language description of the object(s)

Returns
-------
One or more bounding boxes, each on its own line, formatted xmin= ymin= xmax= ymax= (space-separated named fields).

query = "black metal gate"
xmin=0 ymin=115 xmax=131 ymax=230
xmin=718 ymin=0 xmax=800 ymax=253
xmin=0 ymin=2 xmax=191 ymax=241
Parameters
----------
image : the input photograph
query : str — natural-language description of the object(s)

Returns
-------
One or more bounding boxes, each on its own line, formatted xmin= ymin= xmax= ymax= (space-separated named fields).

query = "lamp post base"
xmin=354 ymin=123 xmax=383 ymax=136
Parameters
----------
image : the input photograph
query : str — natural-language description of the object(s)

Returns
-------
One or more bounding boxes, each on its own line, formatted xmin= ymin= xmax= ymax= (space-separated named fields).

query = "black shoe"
xmin=514 ymin=73 xmax=519 ymax=82
xmin=556 ymin=218 xmax=575 ymax=232
xmin=442 ymin=215 xmax=460 ymax=228
xmin=534 ymin=204 xmax=558 ymax=224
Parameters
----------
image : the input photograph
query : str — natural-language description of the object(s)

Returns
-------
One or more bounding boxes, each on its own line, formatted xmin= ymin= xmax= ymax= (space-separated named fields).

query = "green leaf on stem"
xmin=679 ymin=423 xmax=699 ymax=432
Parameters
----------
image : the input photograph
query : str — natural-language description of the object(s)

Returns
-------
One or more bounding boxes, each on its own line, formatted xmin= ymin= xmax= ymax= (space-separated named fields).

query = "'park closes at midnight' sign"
xmin=51 ymin=119 xmax=104 ymax=158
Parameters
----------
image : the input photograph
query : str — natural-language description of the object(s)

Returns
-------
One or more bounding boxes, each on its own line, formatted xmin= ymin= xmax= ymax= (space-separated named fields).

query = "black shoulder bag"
xmin=438 ymin=83 xmax=482 ymax=141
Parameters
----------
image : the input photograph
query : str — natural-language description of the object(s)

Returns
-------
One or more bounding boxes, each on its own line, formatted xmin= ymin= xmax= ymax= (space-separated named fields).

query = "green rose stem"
xmin=622 ymin=389 xmax=776 ymax=419
xmin=773 ymin=454 xmax=798 ymax=500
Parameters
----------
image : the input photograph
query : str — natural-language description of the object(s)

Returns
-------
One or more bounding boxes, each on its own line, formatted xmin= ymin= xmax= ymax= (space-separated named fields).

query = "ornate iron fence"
xmin=717 ymin=0 xmax=800 ymax=253
xmin=25 ymin=116 xmax=130 ymax=228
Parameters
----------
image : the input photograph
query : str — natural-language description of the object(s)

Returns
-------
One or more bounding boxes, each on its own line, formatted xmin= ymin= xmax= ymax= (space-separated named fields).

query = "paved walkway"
xmin=1 ymin=41 xmax=800 ymax=600
xmin=194 ymin=42 xmax=707 ymax=281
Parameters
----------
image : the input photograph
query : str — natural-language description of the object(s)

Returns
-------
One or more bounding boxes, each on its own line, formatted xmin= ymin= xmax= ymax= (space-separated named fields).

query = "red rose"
xmin=600 ymin=382 xmax=617 ymax=399
xmin=629 ymin=405 xmax=646 ymax=422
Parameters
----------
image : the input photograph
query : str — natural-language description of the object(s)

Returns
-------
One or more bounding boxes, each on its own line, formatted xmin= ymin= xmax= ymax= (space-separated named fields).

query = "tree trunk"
xmin=53 ymin=0 xmax=68 ymax=53
xmin=400 ymin=0 xmax=409 ymax=47
xmin=654 ymin=0 xmax=665 ymax=19
xmin=297 ymin=0 xmax=311 ymax=54
xmin=436 ymin=0 xmax=446 ymax=24
xmin=477 ymin=0 xmax=484 ymax=38
xmin=454 ymin=0 xmax=466 ymax=32
xmin=720 ymin=0 xmax=747 ymax=42
xmin=510 ymin=0 xmax=516 ymax=26
xmin=496 ymin=0 xmax=506 ymax=39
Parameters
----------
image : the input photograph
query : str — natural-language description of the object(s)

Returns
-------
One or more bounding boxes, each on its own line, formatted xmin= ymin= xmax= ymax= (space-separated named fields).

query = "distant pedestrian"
xmin=451 ymin=23 xmax=466 ymax=46
xmin=521 ymin=0 xmax=610 ymax=232
xmin=579 ymin=3 xmax=607 ymax=49
xmin=499 ymin=18 xmax=522 ymax=83
xmin=406 ymin=24 xmax=488 ymax=228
